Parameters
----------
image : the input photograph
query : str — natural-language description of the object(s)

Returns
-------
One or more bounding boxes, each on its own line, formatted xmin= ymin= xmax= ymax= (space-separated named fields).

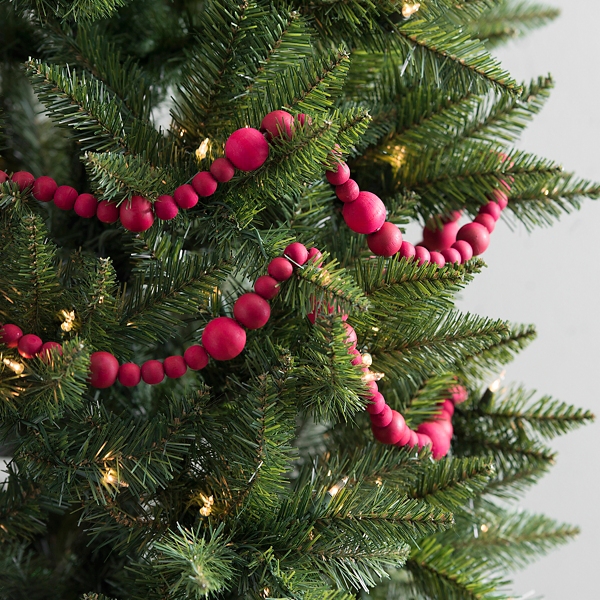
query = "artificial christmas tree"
xmin=0 ymin=1 xmax=598 ymax=599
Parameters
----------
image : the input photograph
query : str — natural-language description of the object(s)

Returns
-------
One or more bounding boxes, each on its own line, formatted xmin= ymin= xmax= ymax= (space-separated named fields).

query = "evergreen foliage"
xmin=0 ymin=0 xmax=595 ymax=599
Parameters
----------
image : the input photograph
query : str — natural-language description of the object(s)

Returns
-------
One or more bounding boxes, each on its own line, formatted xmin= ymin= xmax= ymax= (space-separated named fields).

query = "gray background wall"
xmin=457 ymin=0 xmax=600 ymax=597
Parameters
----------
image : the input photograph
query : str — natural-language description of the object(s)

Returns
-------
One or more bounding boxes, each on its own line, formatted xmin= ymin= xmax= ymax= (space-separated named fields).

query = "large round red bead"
xmin=234 ymin=293 xmax=271 ymax=329
xmin=118 ymin=363 xmax=141 ymax=387
xmin=423 ymin=219 xmax=459 ymax=251
xmin=141 ymin=360 xmax=164 ymax=384
xmin=342 ymin=191 xmax=386 ymax=234
xmin=225 ymin=128 xmax=269 ymax=171
xmin=202 ymin=317 xmax=247 ymax=361
xmin=120 ymin=196 xmax=155 ymax=232
xmin=254 ymin=275 xmax=280 ymax=300
xmin=184 ymin=345 xmax=209 ymax=370
xmin=372 ymin=410 xmax=407 ymax=445
xmin=164 ymin=355 xmax=187 ymax=379
xmin=456 ymin=222 xmax=490 ymax=256
xmin=367 ymin=222 xmax=403 ymax=257
xmin=90 ymin=351 xmax=120 ymax=388
xmin=260 ymin=110 xmax=294 ymax=140
xmin=417 ymin=421 xmax=451 ymax=460
xmin=53 ymin=185 xmax=78 ymax=210
xmin=32 ymin=176 xmax=58 ymax=202
xmin=18 ymin=334 xmax=43 ymax=358
xmin=97 ymin=200 xmax=119 ymax=223
xmin=1 ymin=324 xmax=23 ymax=348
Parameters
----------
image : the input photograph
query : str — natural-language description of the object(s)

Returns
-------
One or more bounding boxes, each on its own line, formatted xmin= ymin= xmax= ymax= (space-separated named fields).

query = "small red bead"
xmin=451 ymin=240 xmax=473 ymax=262
xmin=350 ymin=348 xmax=363 ymax=366
xmin=0 ymin=170 xmax=7 ymax=183
xmin=296 ymin=113 xmax=311 ymax=127
xmin=32 ymin=176 xmax=58 ymax=202
xmin=307 ymin=247 xmax=323 ymax=265
xmin=18 ymin=334 xmax=43 ymax=359
xmin=192 ymin=171 xmax=218 ymax=197
xmin=344 ymin=323 xmax=357 ymax=349
xmin=164 ymin=355 xmax=187 ymax=379
xmin=11 ymin=171 xmax=35 ymax=191
xmin=474 ymin=213 xmax=496 ymax=233
xmin=370 ymin=404 xmax=393 ymax=428
xmin=141 ymin=360 xmax=164 ymax=385
xmin=234 ymin=293 xmax=271 ymax=329
xmin=367 ymin=222 xmax=403 ymax=257
xmin=416 ymin=432 xmax=432 ymax=450
xmin=120 ymin=195 xmax=155 ymax=232
xmin=118 ymin=363 xmax=141 ymax=387
xmin=342 ymin=191 xmax=386 ymax=234
xmin=366 ymin=392 xmax=386 ymax=415
xmin=202 ymin=317 xmax=247 ymax=361
xmin=414 ymin=245 xmax=430 ymax=265
xmin=261 ymin=110 xmax=294 ymax=140
xmin=372 ymin=410 xmax=407 ymax=445
xmin=491 ymin=188 xmax=509 ymax=209
xmin=154 ymin=195 xmax=179 ymax=220
xmin=417 ymin=422 xmax=451 ymax=459
xmin=1 ymin=324 xmax=23 ymax=348
xmin=225 ymin=128 xmax=269 ymax=171
xmin=97 ymin=200 xmax=119 ymax=223
xmin=406 ymin=430 xmax=419 ymax=449
xmin=456 ymin=222 xmax=490 ymax=256
xmin=423 ymin=219 xmax=459 ymax=251
xmin=40 ymin=341 xmax=62 ymax=363
xmin=210 ymin=158 xmax=235 ymax=183
xmin=398 ymin=241 xmax=416 ymax=260
xmin=326 ymin=162 xmax=351 ymax=186
xmin=254 ymin=275 xmax=280 ymax=299
xmin=438 ymin=399 xmax=455 ymax=418
xmin=74 ymin=193 xmax=98 ymax=218
xmin=365 ymin=380 xmax=378 ymax=398
xmin=184 ymin=345 xmax=209 ymax=370
xmin=90 ymin=351 xmax=120 ymax=388
xmin=441 ymin=248 xmax=462 ymax=264
xmin=267 ymin=257 xmax=293 ymax=281
xmin=336 ymin=179 xmax=360 ymax=203
xmin=394 ymin=425 xmax=412 ymax=447
xmin=479 ymin=201 xmax=501 ymax=221
xmin=53 ymin=185 xmax=78 ymax=210
xmin=284 ymin=242 xmax=309 ymax=266
xmin=173 ymin=184 xmax=198 ymax=209
xmin=429 ymin=251 xmax=446 ymax=267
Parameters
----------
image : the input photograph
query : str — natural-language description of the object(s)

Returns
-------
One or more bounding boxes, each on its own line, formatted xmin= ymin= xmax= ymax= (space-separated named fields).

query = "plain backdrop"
xmin=455 ymin=0 xmax=600 ymax=597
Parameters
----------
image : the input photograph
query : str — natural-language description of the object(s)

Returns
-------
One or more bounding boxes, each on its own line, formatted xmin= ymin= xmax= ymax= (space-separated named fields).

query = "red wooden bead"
xmin=141 ymin=359 xmax=164 ymax=385
xmin=90 ymin=351 xmax=120 ymax=388
xmin=261 ymin=110 xmax=294 ymax=140
xmin=370 ymin=404 xmax=392 ymax=428
xmin=491 ymin=188 xmax=509 ymax=209
xmin=0 ymin=170 xmax=7 ymax=183
xmin=336 ymin=179 xmax=360 ymax=203
xmin=307 ymin=247 xmax=323 ymax=264
xmin=32 ymin=176 xmax=58 ymax=202
xmin=210 ymin=158 xmax=235 ymax=183
xmin=11 ymin=171 xmax=34 ymax=191
xmin=234 ymin=293 xmax=271 ymax=329
xmin=399 ymin=241 xmax=416 ymax=260
xmin=296 ymin=113 xmax=312 ymax=127
xmin=365 ymin=380 xmax=378 ymax=398
xmin=325 ymin=162 xmax=350 ymax=186
xmin=202 ymin=317 xmax=247 ymax=361
xmin=457 ymin=222 xmax=490 ymax=256
xmin=450 ymin=384 xmax=468 ymax=404
xmin=184 ymin=345 xmax=209 ymax=370
xmin=442 ymin=210 xmax=462 ymax=223
xmin=74 ymin=193 xmax=98 ymax=218
xmin=438 ymin=399 xmax=455 ymax=418
xmin=474 ymin=213 xmax=496 ymax=233
xmin=164 ymin=355 xmax=187 ymax=379
xmin=40 ymin=341 xmax=62 ymax=363
xmin=267 ymin=257 xmax=293 ymax=281
xmin=192 ymin=171 xmax=218 ymax=197
xmin=53 ymin=185 xmax=78 ymax=210
xmin=451 ymin=240 xmax=473 ymax=262
xmin=423 ymin=219 xmax=459 ymax=251
xmin=372 ymin=410 xmax=407 ymax=444
xmin=435 ymin=418 xmax=454 ymax=439
xmin=366 ymin=392 xmax=386 ymax=415
xmin=414 ymin=245 xmax=430 ymax=265
xmin=344 ymin=322 xmax=357 ymax=348
xmin=284 ymin=242 xmax=309 ymax=266
xmin=367 ymin=222 xmax=403 ymax=257
xmin=441 ymin=248 xmax=462 ymax=264
xmin=18 ymin=334 xmax=43 ymax=358
xmin=118 ymin=363 xmax=141 ymax=387
xmin=1 ymin=324 xmax=23 ymax=348
xmin=429 ymin=251 xmax=446 ymax=267
xmin=395 ymin=425 xmax=413 ymax=447
xmin=342 ymin=191 xmax=386 ymax=234
xmin=254 ymin=275 xmax=280 ymax=300
xmin=416 ymin=432 xmax=432 ymax=450
xmin=225 ymin=128 xmax=269 ymax=171
xmin=173 ymin=184 xmax=198 ymax=209
xmin=406 ymin=429 xmax=419 ymax=448
xmin=120 ymin=195 xmax=155 ymax=232
xmin=154 ymin=195 xmax=179 ymax=220
xmin=417 ymin=422 xmax=451 ymax=459
xmin=97 ymin=200 xmax=119 ymax=223
xmin=479 ymin=201 xmax=501 ymax=221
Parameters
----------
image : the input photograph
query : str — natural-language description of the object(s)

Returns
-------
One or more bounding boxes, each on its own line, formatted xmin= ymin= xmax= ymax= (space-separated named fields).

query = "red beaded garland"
xmin=154 ymin=195 xmax=179 ymax=220
xmin=18 ymin=334 xmax=43 ymax=359
xmin=336 ymin=179 xmax=360 ymax=203
xmin=225 ymin=128 xmax=269 ymax=171
xmin=233 ymin=293 xmax=271 ymax=329
xmin=118 ymin=363 xmax=142 ymax=387
xmin=367 ymin=222 xmax=403 ymax=257
xmin=74 ymin=193 xmax=98 ymax=219
xmin=11 ymin=171 xmax=35 ymax=191
xmin=184 ymin=345 xmax=209 ymax=370
xmin=372 ymin=410 xmax=406 ymax=445
xmin=32 ymin=176 xmax=57 ymax=202
xmin=254 ymin=275 xmax=280 ymax=299
xmin=370 ymin=404 xmax=393 ymax=428
xmin=97 ymin=200 xmax=120 ymax=224
xmin=141 ymin=360 xmax=164 ymax=385
xmin=284 ymin=242 xmax=309 ymax=266
xmin=192 ymin=171 xmax=218 ymax=197
xmin=414 ymin=245 xmax=430 ymax=265
xmin=202 ymin=317 xmax=247 ymax=361
xmin=120 ymin=195 xmax=155 ymax=232
xmin=90 ymin=351 xmax=120 ymax=389
xmin=342 ymin=191 xmax=386 ymax=234
xmin=267 ymin=257 xmax=293 ymax=281
xmin=210 ymin=158 xmax=235 ymax=183
xmin=164 ymin=355 xmax=187 ymax=379
xmin=417 ymin=422 xmax=451 ymax=460
xmin=441 ymin=247 xmax=462 ymax=264
xmin=325 ymin=162 xmax=350 ymax=186
xmin=429 ymin=251 xmax=446 ymax=267
xmin=53 ymin=185 xmax=78 ymax=210
xmin=173 ymin=184 xmax=199 ymax=209
xmin=366 ymin=392 xmax=386 ymax=415
xmin=399 ymin=241 xmax=416 ymax=260
xmin=1 ymin=324 xmax=23 ymax=348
